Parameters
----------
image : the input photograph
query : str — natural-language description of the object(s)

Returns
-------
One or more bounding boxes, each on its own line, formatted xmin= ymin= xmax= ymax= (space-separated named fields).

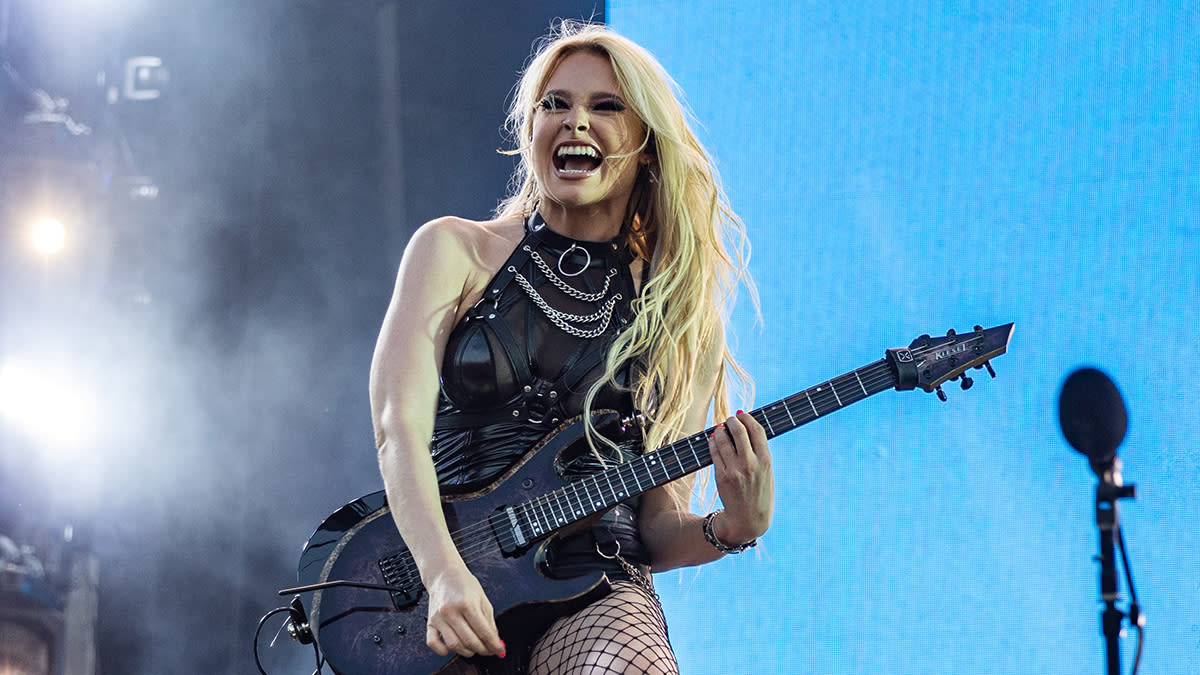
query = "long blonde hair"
xmin=499 ymin=21 xmax=756 ymax=453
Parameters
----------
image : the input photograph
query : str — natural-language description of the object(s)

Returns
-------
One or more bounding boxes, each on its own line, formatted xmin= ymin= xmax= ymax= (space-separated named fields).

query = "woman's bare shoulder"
xmin=404 ymin=215 xmax=525 ymax=311
xmin=411 ymin=214 xmax=524 ymax=258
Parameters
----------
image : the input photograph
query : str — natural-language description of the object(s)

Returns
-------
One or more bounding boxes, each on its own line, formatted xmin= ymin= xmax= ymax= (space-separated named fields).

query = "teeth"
xmin=556 ymin=145 xmax=599 ymax=158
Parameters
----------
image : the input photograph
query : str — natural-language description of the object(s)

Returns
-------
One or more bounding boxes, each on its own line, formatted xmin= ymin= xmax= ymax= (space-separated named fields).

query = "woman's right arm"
xmin=369 ymin=218 xmax=506 ymax=660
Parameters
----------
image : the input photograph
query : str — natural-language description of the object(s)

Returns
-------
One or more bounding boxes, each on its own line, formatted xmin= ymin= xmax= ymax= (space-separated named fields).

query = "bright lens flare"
xmin=31 ymin=218 xmax=67 ymax=255
xmin=0 ymin=362 xmax=92 ymax=447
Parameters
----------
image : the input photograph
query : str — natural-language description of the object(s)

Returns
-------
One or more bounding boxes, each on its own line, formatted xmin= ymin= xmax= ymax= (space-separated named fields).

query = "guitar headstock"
xmin=886 ymin=323 xmax=1014 ymax=400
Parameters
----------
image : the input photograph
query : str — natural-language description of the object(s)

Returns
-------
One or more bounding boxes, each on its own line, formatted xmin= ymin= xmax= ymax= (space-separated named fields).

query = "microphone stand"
xmin=1094 ymin=458 xmax=1136 ymax=675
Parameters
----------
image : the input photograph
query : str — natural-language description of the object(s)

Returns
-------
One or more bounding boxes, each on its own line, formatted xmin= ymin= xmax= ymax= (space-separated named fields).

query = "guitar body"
xmin=302 ymin=414 xmax=620 ymax=675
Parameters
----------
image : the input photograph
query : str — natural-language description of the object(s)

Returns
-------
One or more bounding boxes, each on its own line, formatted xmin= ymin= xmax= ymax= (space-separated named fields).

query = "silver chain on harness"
xmin=508 ymin=250 xmax=623 ymax=338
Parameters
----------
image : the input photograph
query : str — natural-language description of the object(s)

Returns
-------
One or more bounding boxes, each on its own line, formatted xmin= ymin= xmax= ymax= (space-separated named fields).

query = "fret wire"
xmin=576 ymin=481 xmax=589 ymax=516
xmin=549 ymin=488 xmax=568 ymax=526
xmin=533 ymin=494 xmax=550 ymax=529
xmin=568 ymin=482 xmax=585 ymax=518
xmin=769 ymin=406 xmax=791 ymax=434
xmin=784 ymin=392 xmax=813 ymax=424
xmin=811 ymin=384 xmax=840 ymax=414
xmin=576 ymin=477 xmax=593 ymax=515
xmin=854 ymin=369 xmax=869 ymax=396
xmin=781 ymin=401 xmax=796 ymax=427
xmin=810 ymin=386 xmax=828 ymax=416
xmin=587 ymin=473 xmax=605 ymax=510
xmin=663 ymin=447 xmax=679 ymax=481
xmin=615 ymin=465 xmax=631 ymax=499
xmin=649 ymin=452 xmax=665 ymax=485
xmin=829 ymin=379 xmax=843 ymax=406
xmin=670 ymin=445 xmax=688 ymax=478
xmin=534 ymin=493 xmax=552 ymax=529
xmin=542 ymin=493 xmax=557 ymax=529
xmin=688 ymin=434 xmax=704 ymax=470
xmin=534 ymin=498 xmax=550 ymax=535
xmin=628 ymin=461 xmax=645 ymax=492
xmin=761 ymin=409 xmax=776 ymax=435
xmin=647 ymin=453 xmax=664 ymax=485
xmin=601 ymin=471 xmax=618 ymax=504
xmin=524 ymin=498 xmax=539 ymax=533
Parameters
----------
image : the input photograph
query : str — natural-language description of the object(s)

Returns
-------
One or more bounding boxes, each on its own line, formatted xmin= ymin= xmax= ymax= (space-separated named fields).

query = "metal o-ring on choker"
xmin=557 ymin=243 xmax=590 ymax=277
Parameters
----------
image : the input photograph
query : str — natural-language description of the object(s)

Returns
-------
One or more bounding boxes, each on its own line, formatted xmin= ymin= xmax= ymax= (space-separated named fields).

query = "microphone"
xmin=1058 ymin=367 xmax=1127 ymax=475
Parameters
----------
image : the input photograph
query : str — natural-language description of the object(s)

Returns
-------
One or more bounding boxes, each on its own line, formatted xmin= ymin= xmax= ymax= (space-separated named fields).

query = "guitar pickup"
xmin=491 ymin=506 xmax=528 ymax=556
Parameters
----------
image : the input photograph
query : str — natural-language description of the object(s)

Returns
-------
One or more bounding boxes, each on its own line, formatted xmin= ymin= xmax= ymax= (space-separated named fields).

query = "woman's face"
xmin=530 ymin=50 xmax=648 ymax=222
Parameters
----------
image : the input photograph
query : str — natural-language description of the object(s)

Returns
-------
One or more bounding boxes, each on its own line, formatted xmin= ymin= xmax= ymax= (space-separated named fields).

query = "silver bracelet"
xmin=702 ymin=509 xmax=757 ymax=554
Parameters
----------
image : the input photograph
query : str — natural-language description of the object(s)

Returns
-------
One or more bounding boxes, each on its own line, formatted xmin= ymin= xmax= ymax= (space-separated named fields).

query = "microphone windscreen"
xmin=1058 ymin=367 xmax=1127 ymax=466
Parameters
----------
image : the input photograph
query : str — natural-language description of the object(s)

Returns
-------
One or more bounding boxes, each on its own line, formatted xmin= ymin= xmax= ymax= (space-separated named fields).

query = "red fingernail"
xmin=737 ymin=409 xmax=744 ymax=415
xmin=499 ymin=641 xmax=507 ymax=659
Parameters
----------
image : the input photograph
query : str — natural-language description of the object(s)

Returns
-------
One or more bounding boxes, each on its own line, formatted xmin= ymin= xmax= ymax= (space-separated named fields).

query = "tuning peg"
xmin=983 ymin=361 xmax=996 ymax=378
xmin=960 ymin=374 xmax=974 ymax=390
xmin=935 ymin=386 xmax=947 ymax=401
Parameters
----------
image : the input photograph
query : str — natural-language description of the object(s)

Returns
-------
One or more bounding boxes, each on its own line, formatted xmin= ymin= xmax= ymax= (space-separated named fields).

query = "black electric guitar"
xmin=285 ymin=323 xmax=1013 ymax=674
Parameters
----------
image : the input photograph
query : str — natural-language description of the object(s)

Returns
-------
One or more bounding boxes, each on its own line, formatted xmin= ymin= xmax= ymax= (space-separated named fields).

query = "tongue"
xmin=562 ymin=156 xmax=599 ymax=172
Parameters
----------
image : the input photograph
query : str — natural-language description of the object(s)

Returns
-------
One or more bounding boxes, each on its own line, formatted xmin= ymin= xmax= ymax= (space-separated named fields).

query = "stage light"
xmin=123 ymin=56 xmax=168 ymax=101
xmin=0 ymin=362 xmax=93 ymax=448
xmin=29 ymin=218 xmax=67 ymax=256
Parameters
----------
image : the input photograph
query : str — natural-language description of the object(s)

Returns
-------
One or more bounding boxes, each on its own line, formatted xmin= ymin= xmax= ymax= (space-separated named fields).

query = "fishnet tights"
xmin=527 ymin=582 xmax=679 ymax=675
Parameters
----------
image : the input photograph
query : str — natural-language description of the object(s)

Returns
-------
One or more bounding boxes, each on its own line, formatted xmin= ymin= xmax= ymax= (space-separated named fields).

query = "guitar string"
xmin=425 ymin=344 xmax=953 ymax=573
xmin=441 ymin=367 xmax=896 ymax=571
xmin=442 ymin=363 xmax=902 ymax=567
xmin=487 ymin=333 xmax=999 ymax=560
xmin=437 ymin=340 xmax=966 ymax=570
xmin=394 ymin=362 xmax=904 ymax=586
xmin=395 ymin=336 xmax=991 ymax=584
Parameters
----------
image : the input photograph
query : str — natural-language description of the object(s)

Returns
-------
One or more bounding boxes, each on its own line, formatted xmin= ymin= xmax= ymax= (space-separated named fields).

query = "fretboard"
xmin=511 ymin=358 xmax=898 ymax=539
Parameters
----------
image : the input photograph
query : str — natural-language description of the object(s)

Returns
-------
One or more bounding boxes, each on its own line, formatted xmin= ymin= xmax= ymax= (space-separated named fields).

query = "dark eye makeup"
xmin=536 ymin=93 xmax=627 ymax=113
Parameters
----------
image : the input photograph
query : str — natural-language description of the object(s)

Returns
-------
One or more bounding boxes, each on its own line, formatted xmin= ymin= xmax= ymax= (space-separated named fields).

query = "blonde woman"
xmin=371 ymin=21 xmax=773 ymax=674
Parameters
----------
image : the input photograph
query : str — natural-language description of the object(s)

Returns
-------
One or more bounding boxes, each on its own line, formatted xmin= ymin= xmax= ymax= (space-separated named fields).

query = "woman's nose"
xmin=562 ymin=105 xmax=589 ymax=132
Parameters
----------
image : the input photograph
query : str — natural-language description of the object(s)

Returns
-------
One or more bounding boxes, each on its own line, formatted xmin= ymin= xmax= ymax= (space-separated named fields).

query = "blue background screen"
xmin=609 ymin=3 xmax=1199 ymax=673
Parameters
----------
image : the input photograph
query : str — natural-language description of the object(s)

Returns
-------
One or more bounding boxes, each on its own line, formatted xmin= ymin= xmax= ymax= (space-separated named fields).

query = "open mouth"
xmin=553 ymin=144 xmax=603 ymax=175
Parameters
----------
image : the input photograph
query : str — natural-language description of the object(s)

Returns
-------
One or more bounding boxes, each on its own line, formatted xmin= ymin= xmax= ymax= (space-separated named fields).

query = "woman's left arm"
xmin=638 ymin=336 xmax=774 ymax=572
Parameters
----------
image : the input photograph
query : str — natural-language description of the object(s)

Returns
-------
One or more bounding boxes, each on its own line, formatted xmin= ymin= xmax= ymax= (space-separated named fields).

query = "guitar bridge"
xmin=377 ymin=551 xmax=422 ymax=609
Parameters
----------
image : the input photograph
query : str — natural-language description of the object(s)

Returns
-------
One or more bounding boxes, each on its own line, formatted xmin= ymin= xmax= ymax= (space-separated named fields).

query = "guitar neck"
xmin=512 ymin=359 xmax=896 ymax=538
